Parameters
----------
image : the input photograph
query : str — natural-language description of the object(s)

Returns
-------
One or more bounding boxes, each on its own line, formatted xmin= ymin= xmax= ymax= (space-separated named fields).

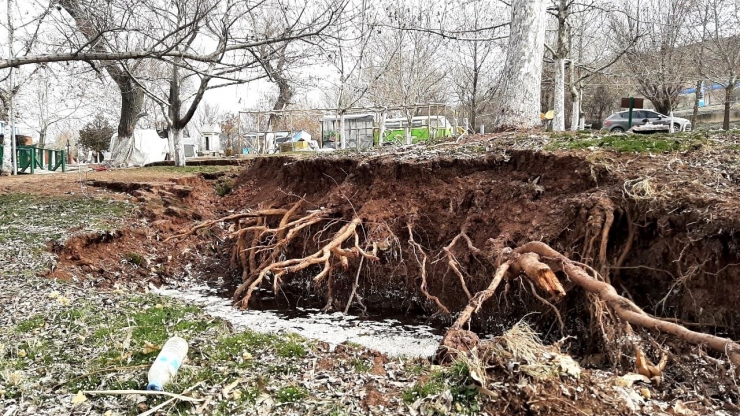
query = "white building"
xmin=200 ymin=124 xmax=222 ymax=154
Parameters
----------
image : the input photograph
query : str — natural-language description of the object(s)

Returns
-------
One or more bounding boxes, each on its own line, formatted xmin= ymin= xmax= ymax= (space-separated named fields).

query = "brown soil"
xmin=216 ymin=149 xmax=740 ymax=342
xmin=24 ymin=134 xmax=740 ymax=414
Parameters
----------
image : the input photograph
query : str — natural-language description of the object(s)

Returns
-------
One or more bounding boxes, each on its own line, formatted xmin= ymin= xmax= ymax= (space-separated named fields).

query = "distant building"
xmin=200 ymin=124 xmax=222 ymax=154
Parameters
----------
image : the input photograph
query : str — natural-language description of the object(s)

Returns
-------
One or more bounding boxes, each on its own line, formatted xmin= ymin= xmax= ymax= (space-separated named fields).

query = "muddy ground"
xmin=3 ymin=131 xmax=740 ymax=415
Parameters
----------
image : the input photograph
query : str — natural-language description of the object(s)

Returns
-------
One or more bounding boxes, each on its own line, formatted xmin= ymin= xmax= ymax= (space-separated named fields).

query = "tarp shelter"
xmin=109 ymin=129 xmax=169 ymax=167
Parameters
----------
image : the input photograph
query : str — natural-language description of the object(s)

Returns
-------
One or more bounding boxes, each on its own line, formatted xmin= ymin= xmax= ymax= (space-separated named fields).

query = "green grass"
xmin=15 ymin=315 xmax=45 ymax=333
xmin=350 ymin=358 xmax=371 ymax=373
xmin=402 ymin=372 xmax=446 ymax=403
xmin=401 ymin=359 xmax=480 ymax=413
xmin=545 ymin=133 xmax=707 ymax=153
xmin=215 ymin=178 xmax=234 ymax=196
xmin=275 ymin=385 xmax=308 ymax=403
xmin=275 ymin=337 xmax=308 ymax=358
xmin=124 ymin=252 xmax=146 ymax=267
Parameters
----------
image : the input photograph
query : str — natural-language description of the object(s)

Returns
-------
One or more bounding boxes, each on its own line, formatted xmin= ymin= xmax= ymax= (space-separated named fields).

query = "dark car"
xmin=601 ymin=110 xmax=691 ymax=133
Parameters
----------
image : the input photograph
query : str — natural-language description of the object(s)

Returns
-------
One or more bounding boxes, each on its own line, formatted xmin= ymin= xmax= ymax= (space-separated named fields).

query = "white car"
xmin=602 ymin=110 xmax=692 ymax=133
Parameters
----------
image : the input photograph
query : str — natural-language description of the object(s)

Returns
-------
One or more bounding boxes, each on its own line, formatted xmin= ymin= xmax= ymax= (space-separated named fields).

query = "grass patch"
xmin=124 ymin=252 xmax=146 ymax=267
xmin=402 ymin=371 xmax=446 ymax=403
xmin=545 ymin=133 xmax=707 ymax=153
xmin=402 ymin=360 xmax=480 ymax=413
xmin=275 ymin=337 xmax=307 ymax=358
xmin=350 ymin=358 xmax=371 ymax=373
xmin=215 ymin=178 xmax=234 ymax=196
xmin=15 ymin=315 xmax=45 ymax=333
xmin=275 ymin=385 xmax=308 ymax=403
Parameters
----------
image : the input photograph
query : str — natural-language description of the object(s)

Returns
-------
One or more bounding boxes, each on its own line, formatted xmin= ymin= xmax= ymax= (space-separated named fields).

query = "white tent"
xmin=109 ymin=129 xmax=169 ymax=167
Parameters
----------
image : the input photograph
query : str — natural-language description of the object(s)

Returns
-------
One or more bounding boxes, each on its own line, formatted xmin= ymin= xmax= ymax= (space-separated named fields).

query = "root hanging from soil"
xmin=234 ymin=216 xmax=380 ymax=309
xmin=408 ymin=223 xmax=450 ymax=314
xmin=438 ymin=241 xmax=740 ymax=367
xmin=517 ymin=241 xmax=740 ymax=366
xmin=441 ymin=229 xmax=489 ymax=300
xmin=164 ymin=208 xmax=290 ymax=242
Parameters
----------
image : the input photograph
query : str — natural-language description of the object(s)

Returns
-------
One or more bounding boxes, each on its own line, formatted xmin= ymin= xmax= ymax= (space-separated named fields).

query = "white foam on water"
xmin=153 ymin=285 xmax=441 ymax=358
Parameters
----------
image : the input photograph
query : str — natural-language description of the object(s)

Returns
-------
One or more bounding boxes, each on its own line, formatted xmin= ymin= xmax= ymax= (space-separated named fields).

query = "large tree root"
xmin=235 ymin=217 xmax=380 ymax=309
xmin=164 ymin=208 xmax=290 ymax=242
xmin=438 ymin=242 xmax=740 ymax=367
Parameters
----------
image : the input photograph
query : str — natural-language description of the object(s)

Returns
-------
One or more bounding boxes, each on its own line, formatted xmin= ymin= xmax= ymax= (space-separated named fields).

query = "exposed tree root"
xmin=408 ymin=223 xmax=450 ymax=315
xmin=516 ymin=241 xmax=740 ymax=366
xmin=235 ymin=217 xmax=380 ymax=309
xmin=442 ymin=232 xmax=474 ymax=300
xmin=438 ymin=241 xmax=740 ymax=368
xmin=613 ymin=208 xmax=635 ymax=282
xmin=164 ymin=208 xmax=290 ymax=242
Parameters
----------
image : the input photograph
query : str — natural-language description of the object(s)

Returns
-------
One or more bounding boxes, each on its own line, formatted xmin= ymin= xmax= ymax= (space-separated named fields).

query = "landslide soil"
xmin=219 ymin=136 xmax=740 ymax=342
xmin=35 ymin=132 xmax=740 ymax=414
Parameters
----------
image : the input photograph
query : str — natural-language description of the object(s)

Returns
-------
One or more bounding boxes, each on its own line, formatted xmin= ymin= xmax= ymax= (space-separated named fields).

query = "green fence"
xmin=0 ymin=145 xmax=66 ymax=174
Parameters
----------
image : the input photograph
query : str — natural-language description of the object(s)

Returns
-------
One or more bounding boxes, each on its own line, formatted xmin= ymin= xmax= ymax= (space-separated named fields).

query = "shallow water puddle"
xmin=153 ymin=285 xmax=442 ymax=358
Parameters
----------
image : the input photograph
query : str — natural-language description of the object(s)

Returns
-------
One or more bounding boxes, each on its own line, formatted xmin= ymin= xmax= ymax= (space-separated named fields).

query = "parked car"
xmin=601 ymin=110 xmax=691 ymax=133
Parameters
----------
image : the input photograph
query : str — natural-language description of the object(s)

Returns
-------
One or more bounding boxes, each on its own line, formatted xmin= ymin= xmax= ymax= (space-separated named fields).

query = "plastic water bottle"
xmin=146 ymin=336 xmax=188 ymax=391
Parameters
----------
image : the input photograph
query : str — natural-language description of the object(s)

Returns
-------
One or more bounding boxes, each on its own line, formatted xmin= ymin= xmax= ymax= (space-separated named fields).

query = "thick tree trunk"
xmin=339 ymin=113 xmax=346 ymax=149
xmin=169 ymin=128 xmax=185 ymax=167
xmin=268 ymin=76 xmax=294 ymax=130
xmin=492 ymin=0 xmax=547 ymax=130
xmin=570 ymin=101 xmax=580 ymax=131
xmin=691 ymin=80 xmax=702 ymax=128
xmin=405 ymin=110 xmax=413 ymax=145
xmin=59 ymin=0 xmax=145 ymax=167
xmin=1 ymin=127 xmax=10 ymax=175
xmin=553 ymin=59 xmax=566 ymax=131
xmin=569 ymin=64 xmax=580 ymax=130
xmin=723 ymin=84 xmax=734 ymax=131
xmin=116 ymin=76 xmax=144 ymax=140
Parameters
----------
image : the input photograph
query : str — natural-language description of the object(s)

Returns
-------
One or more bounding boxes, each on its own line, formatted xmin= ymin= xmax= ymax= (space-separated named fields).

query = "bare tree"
xmin=616 ymin=0 xmax=693 ymax=115
xmin=449 ymin=0 xmax=506 ymax=131
xmin=492 ymin=0 xmax=548 ymax=130
xmin=365 ymin=2 xmax=450 ymax=143
xmin=693 ymin=0 xmax=740 ymax=130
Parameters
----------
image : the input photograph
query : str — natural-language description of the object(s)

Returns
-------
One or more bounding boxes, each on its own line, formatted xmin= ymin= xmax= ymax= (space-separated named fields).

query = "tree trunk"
xmin=405 ymin=109 xmax=413 ymax=145
xmin=492 ymin=0 xmax=547 ymax=130
xmin=553 ymin=59 xmax=566 ymax=131
xmin=268 ymin=76 xmax=294 ymax=130
xmin=169 ymin=128 xmax=185 ymax=167
xmin=723 ymin=84 xmax=734 ymax=131
xmin=116 ymin=75 xmax=144 ymax=140
xmin=339 ymin=113 xmax=346 ymax=149
xmin=169 ymin=55 xmax=187 ymax=167
xmin=569 ymin=64 xmax=580 ymax=130
xmin=691 ymin=80 xmax=702 ymax=128
xmin=1 ymin=125 xmax=10 ymax=175
xmin=59 ymin=0 xmax=145 ymax=166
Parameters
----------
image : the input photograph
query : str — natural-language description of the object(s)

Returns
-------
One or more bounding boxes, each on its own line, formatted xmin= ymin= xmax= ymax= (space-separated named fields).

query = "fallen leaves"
xmin=142 ymin=341 xmax=159 ymax=355
xmin=71 ymin=391 xmax=88 ymax=406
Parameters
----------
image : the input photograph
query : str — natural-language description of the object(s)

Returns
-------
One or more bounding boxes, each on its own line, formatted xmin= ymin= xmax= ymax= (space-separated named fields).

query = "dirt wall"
xmin=221 ymin=151 xmax=740 ymax=342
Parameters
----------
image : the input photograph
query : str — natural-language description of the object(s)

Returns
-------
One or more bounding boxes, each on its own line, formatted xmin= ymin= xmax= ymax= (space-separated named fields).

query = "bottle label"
xmin=157 ymin=355 xmax=181 ymax=371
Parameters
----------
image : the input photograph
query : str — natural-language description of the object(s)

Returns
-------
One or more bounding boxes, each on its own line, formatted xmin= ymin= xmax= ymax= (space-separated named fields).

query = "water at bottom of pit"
xmin=152 ymin=283 xmax=443 ymax=359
